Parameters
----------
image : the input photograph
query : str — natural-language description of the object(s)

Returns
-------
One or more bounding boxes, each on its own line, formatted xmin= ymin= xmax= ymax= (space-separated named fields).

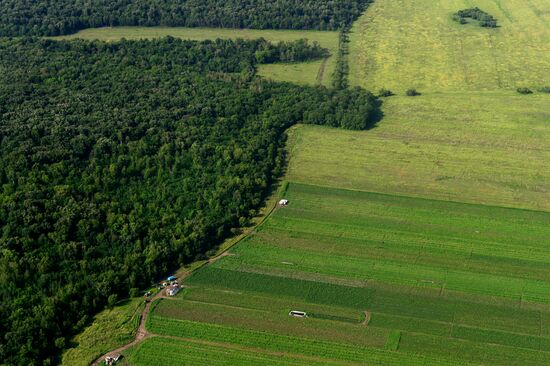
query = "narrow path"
xmin=90 ymin=192 xmax=282 ymax=365
xmin=316 ymin=57 xmax=329 ymax=85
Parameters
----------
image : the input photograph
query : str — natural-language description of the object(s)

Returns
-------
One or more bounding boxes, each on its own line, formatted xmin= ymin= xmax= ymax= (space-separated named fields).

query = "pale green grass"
xmin=125 ymin=336 xmax=343 ymax=366
xmin=61 ymin=298 xmax=143 ymax=366
xmin=349 ymin=0 xmax=550 ymax=92
xmin=52 ymin=26 xmax=339 ymax=86
xmin=286 ymin=92 xmax=550 ymax=211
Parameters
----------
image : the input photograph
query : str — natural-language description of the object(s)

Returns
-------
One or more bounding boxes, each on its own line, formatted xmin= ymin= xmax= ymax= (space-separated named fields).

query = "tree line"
xmin=0 ymin=37 xmax=380 ymax=365
xmin=0 ymin=0 xmax=373 ymax=36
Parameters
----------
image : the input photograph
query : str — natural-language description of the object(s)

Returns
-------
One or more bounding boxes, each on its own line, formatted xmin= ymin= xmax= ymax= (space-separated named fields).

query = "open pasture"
xmin=348 ymin=0 xmax=550 ymax=92
xmin=53 ymin=26 xmax=339 ymax=86
xmin=286 ymin=92 xmax=550 ymax=211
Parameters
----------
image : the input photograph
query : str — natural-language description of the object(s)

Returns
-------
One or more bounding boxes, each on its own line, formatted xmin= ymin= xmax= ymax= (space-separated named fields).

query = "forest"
xmin=0 ymin=37 xmax=380 ymax=365
xmin=0 ymin=0 xmax=372 ymax=36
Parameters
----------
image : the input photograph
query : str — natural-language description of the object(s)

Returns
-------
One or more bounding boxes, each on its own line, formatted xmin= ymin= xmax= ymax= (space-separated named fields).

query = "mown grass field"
xmin=286 ymin=92 xmax=550 ymax=211
xmin=53 ymin=26 xmax=339 ymax=86
xmin=348 ymin=0 xmax=550 ymax=92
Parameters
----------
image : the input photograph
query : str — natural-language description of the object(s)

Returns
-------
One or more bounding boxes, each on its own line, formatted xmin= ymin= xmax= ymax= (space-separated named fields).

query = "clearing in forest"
xmin=285 ymin=92 xmax=550 ymax=211
xmin=54 ymin=26 xmax=339 ymax=86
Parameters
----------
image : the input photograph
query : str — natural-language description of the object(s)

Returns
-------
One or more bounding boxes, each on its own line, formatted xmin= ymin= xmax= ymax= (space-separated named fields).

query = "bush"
xmin=378 ymin=88 xmax=394 ymax=97
xmin=516 ymin=87 xmax=533 ymax=94
xmin=453 ymin=7 xmax=497 ymax=28
xmin=406 ymin=88 xmax=421 ymax=96
xmin=538 ymin=87 xmax=550 ymax=93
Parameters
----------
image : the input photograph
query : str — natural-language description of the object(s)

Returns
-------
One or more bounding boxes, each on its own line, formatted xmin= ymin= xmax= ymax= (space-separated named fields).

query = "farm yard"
xmin=53 ymin=26 xmax=339 ymax=86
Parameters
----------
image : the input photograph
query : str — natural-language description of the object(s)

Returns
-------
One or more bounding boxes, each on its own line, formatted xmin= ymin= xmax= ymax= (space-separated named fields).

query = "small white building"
xmin=289 ymin=310 xmax=307 ymax=318
xmin=279 ymin=199 xmax=289 ymax=206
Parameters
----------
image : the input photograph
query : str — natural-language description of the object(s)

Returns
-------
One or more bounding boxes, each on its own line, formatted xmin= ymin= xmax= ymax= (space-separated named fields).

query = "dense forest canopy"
xmin=0 ymin=0 xmax=372 ymax=36
xmin=0 ymin=37 xmax=380 ymax=365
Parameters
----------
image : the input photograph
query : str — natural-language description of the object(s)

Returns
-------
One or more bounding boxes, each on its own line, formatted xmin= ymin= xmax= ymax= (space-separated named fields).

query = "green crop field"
xmin=348 ymin=0 xmax=550 ymax=92
xmin=130 ymin=183 xmax=550 ymax=365
xmin=53 ymin=26 xmax=339 ymax=86
xmin=119 ymin=0 xmax=550 ymax=364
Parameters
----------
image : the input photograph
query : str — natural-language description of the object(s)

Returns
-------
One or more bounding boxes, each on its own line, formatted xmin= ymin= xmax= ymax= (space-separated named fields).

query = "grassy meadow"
xmin=53 ymin=26 xmax=339 ymax=86
xmin=348 ymin=0 xmax=550 ymax=92
xmin=285 ymin=92 xmax=550 ymax=211
xmin=61 ymin=298 xmax=143 ymax=366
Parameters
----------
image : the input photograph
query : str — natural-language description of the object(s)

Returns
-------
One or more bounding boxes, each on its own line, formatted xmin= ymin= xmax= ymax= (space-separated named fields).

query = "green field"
xmin=349 ymin=0 xmax=550 ymax=92
xmin=285 ymin=92 xmax=550 ymax=211
xmin=61 ymin=298 xmax=143 ymax=366
xmin=53 ymin=26 xmax=338 ymax=86
xmin=129 ymin=182 xmax=550 ymax=365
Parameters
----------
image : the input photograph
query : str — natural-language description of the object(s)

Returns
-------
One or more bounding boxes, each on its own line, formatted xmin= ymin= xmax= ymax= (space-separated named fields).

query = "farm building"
xmin=279 ymin=199 xmax=289 ymax=206
xmin=167 ymin=283 xmax=180 ymax=296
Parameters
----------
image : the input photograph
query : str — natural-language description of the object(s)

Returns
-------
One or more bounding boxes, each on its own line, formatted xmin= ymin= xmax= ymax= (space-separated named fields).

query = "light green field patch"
xmin=125 ymin=336 xmax=342 ymax=366
xmin=142 ymin=317 xmax=476 ymax=366
xmin=286 ymin=92 xmax=550 ymax=211
xmin=52 ymin=26 xmax=339 ymax=86
xmin=349 ymin=0 xmax=550 ymax=92
xmin=61 ymin=298 xmax=143 ymax=366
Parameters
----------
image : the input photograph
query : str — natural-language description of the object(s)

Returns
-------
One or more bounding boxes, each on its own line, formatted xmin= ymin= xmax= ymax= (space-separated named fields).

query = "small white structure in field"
xmin=279 ymin=199 xmax=289 ymax=206
xmin=289 ymin=310 xmax=307 ymax=318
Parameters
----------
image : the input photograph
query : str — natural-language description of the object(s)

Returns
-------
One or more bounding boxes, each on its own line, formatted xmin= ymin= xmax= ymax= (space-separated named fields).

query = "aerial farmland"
xmin=117 ymin=0 xmax=550 ymax=365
